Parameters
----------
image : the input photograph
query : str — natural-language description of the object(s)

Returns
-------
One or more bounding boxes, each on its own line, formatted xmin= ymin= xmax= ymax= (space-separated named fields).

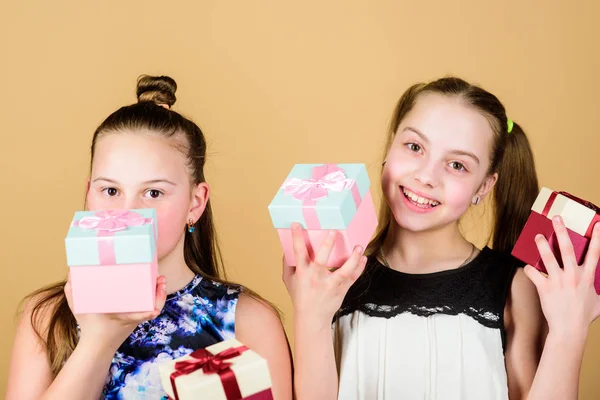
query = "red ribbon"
xmin=542 ymin=191 xmax=600 ymax=237
xmin=169 ymin=345 xmax=248 ymax=400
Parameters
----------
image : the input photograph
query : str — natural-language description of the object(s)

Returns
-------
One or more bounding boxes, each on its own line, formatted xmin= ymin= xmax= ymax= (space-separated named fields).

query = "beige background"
xmin=1 ymin=0 xmax=599 ymax=397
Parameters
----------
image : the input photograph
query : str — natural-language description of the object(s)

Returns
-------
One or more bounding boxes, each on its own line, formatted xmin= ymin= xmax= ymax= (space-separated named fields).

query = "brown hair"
xmin=23 ymin=75 xmax=272 ymax=376
xmin=366 ymin=76 xmax=539 ymax=256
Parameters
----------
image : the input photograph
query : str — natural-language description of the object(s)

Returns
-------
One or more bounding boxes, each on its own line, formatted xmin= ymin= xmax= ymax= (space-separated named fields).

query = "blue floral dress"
xmin=100 ymin=275 xmax=241 ymax=400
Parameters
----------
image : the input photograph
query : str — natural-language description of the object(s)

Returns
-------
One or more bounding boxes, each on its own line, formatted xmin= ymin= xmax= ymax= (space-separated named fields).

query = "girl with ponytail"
xmin=285 ymin=77 xmax=600 ymax=400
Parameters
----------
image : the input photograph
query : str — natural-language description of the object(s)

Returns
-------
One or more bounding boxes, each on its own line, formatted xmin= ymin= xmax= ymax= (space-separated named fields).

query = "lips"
xmin=401 ymin=187 xmax=440 ymax=208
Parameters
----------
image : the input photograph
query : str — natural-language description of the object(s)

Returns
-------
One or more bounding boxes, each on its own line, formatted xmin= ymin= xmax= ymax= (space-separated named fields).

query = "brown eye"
xmin=104 ymin=187 xmax=119 ymax=196
xmin=408 ymin=143 xmax=422 ymax=153
xmin=144 ymin=189 xmax=164 ymax=199
xmin=450 ymin=161 xmax=466 ymax=171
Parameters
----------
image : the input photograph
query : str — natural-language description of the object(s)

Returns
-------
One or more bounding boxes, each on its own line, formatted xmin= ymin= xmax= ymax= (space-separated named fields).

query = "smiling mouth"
xmin=401 ymin=187 xmax=440 ymax=208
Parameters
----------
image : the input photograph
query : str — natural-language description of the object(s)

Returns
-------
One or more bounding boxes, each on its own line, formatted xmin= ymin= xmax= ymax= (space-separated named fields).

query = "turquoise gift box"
xmin=65 ymin=209 xmax=158 ymax=314
xmin=268 ymin=163 xmax=378 ymax=268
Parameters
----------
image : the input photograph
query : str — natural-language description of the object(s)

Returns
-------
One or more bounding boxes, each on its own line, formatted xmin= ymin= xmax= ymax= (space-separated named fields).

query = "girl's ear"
xmin=475 ymin=172 xmax=498 ymax=202
xmin=187 ymin=182 xmax=210 ymax=223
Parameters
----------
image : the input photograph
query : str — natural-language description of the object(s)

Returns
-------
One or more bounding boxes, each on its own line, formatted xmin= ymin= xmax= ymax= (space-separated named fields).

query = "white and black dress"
xmin=333 ymin=247 xmax=520 ymax=400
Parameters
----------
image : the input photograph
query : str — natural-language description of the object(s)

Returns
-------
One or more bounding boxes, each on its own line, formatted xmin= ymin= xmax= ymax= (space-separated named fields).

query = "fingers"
xmin=552 ymin=216 xmax=577 ymax=273
xmin=584 ymin=223 xmax=600 ymax=278
xmin=153 ymin=276 xmax=168 ymax=316
xmin=291 ymin=223 xmax=310 ymax=268
xmin=314 ymin=231 xmax=337 ymax=267
xmin=535 ymin=234 xmax=562 ymax=277
xmin=332 ymin=246 xmax=365 ymax=286
xmin=282 ymin=254 xmax=295 ymax=286
xmin=354 ymin=256 xmax=368 ymax=281
xmin=523 ymin=264 xmax=546 ymax=290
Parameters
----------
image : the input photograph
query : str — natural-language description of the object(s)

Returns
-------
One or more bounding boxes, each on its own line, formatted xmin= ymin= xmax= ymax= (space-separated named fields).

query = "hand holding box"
xmin=65 ymin=209 xmax=158 ymax=313
xmin=512 ymin=188 xmax=600 ymax=294
xmin=268 ymin=163 xmax=378 ymax=268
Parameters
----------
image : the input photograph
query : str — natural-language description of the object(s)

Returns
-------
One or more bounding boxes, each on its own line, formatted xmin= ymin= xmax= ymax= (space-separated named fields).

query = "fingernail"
xmin=595 ymin=223 xmax=600 ymax=232
xmin=535 ymin=234 xmax=544 ymax=241
xmin=355 ymin=246 xmax=364 ymax=254
xmin=329 ymin=230 xmax=336 ymax=238
xmin=553 ymin=215 xmax=563 ymax=224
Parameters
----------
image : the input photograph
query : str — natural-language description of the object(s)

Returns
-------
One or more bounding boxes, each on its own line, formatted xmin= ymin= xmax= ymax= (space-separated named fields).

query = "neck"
xmin=382 ymin=221 xmax=476 ymax=274
xmin=157 ymin=235 xmax=196 ymax=294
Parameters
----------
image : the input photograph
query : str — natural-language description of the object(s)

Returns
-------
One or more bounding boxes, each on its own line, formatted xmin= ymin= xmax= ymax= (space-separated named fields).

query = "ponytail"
xmin=492 ymin=121 xmax=539 ymax=254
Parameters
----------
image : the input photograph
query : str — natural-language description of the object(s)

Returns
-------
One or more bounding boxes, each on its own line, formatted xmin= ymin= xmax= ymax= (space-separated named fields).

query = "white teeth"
xmin=402 ymin=188 xmax=439 ymax=207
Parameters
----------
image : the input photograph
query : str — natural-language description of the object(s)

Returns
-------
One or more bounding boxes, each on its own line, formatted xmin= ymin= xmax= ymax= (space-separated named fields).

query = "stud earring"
xmin=187 ymin=218 xmax=195 ymax=233
xmin=472 ymin=196 xmax=480 ymax=205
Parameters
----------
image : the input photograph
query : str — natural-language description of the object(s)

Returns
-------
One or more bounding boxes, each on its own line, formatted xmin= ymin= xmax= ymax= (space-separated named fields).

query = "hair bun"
xmin=136 ymin=75 xmax=177 ymax=108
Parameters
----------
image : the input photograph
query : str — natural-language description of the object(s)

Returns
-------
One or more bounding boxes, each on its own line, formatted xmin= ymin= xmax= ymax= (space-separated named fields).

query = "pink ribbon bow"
xmin=73 ymin=210 xmax=152 ymax=265
xmin=77 ymin=210 xmax=150 ymax=232
xmin=282 ymin=167 xmax=353 ymax=202
xmin=281 ymin=164 xmax=362 ymax=229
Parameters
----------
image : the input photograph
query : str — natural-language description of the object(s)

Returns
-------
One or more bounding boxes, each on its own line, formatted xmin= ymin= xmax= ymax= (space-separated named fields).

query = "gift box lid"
xmin=532 ymin=187 xmax=599 ymax=237
xmin=268 ymin=163 xmax=371 ymax=230
xmin=159 ymin=339 xmax=272 ymax=400
xmin=65 ymin=208 xmax=157 ymax=266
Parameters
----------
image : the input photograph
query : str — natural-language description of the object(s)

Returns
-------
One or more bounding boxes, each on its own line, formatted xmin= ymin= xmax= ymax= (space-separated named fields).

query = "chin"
xmin=390 ymin=206 xmax=457 ymax=234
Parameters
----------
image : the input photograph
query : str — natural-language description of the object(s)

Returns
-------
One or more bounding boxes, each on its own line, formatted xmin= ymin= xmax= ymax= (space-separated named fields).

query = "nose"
xmin=123 ymin=195 xmax=145 ymax=210
xmin=414 ymin=160 xmax=440 ymax=188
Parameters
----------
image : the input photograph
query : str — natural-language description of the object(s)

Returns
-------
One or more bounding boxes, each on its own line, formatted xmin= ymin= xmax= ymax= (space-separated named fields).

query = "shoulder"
xmin=235 ymin=291 xmax=283 ymax=330
xmin=234 ymin=292 xmax=293 ymax=400
xmin=18 ymin=284 xmax=66 ymax=344
xmin=479 ymin=246 xmax=521 ymax=272
xmin=193 ymin=276 xmax=243 ymax=302
xmin=7 ymin=286 xmax=65 ymax=398
xmin=477 ymin=247 xmax=522 ymax=297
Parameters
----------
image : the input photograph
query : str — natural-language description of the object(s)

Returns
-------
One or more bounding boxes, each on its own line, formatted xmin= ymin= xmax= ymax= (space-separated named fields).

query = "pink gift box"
xmin=277 ymin=190 xmax=377 ymax=268
xmin=268 ymin=164 xmax=378 ymax=268
xmin=69 ymin=255 xmax=158 ymax=314
xmin=65 ymin=209 xmax=158 ymax=314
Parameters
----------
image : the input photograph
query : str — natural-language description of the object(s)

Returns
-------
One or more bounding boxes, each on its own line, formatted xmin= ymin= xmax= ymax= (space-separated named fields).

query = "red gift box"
xmin=512 ymin=187 xmax=600 ymax=294
xmin=159 ymin=339 xmax=273 ymax=400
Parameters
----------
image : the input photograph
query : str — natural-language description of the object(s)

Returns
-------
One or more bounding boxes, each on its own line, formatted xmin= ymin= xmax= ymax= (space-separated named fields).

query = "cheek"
xmin=441 ymin=179 xmax=477 ymax=212
xmin=85 ymin=192 xmax=112 ymax=211
xmin=381 ymin=158 xmax=410 ymax=195
xmin=155 ymin=206 xmax=188 ymax=257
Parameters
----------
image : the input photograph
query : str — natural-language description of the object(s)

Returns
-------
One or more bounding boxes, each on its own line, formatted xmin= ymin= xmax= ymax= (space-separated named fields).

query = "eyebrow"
xmin=92 ymin=177 xmax=177 ymax=186
xmin=401 ymin=126 xmax=480 ymax=164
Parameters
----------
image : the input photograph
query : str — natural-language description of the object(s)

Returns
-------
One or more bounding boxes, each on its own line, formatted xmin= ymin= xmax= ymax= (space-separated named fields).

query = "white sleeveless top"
xmin=333 ymin=247 xmax=518 ymax=400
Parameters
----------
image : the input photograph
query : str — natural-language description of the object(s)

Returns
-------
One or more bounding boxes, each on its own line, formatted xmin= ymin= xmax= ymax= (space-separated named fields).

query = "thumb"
xmin=152 ymin=276 xmax=168 ymax=318
xmin=523 ymin=265 xmax=546 ymax=291
xmin=282 ymin=255 xmax=295 ymax=286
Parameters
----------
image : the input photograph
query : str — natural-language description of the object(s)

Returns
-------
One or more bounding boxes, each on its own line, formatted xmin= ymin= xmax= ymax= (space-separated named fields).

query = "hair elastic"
xmin=507 ymin=119 xmax=514 ymax=134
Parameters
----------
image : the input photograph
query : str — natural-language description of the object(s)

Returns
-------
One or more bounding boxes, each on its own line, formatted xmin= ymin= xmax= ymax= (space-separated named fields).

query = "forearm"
xmin=527 ymin=331 xmax=587 ymax=400
xmin=40 ymin=338 xmax=117 ymax=400
xmin=293 ymin=313 xmax=338 ymax=400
